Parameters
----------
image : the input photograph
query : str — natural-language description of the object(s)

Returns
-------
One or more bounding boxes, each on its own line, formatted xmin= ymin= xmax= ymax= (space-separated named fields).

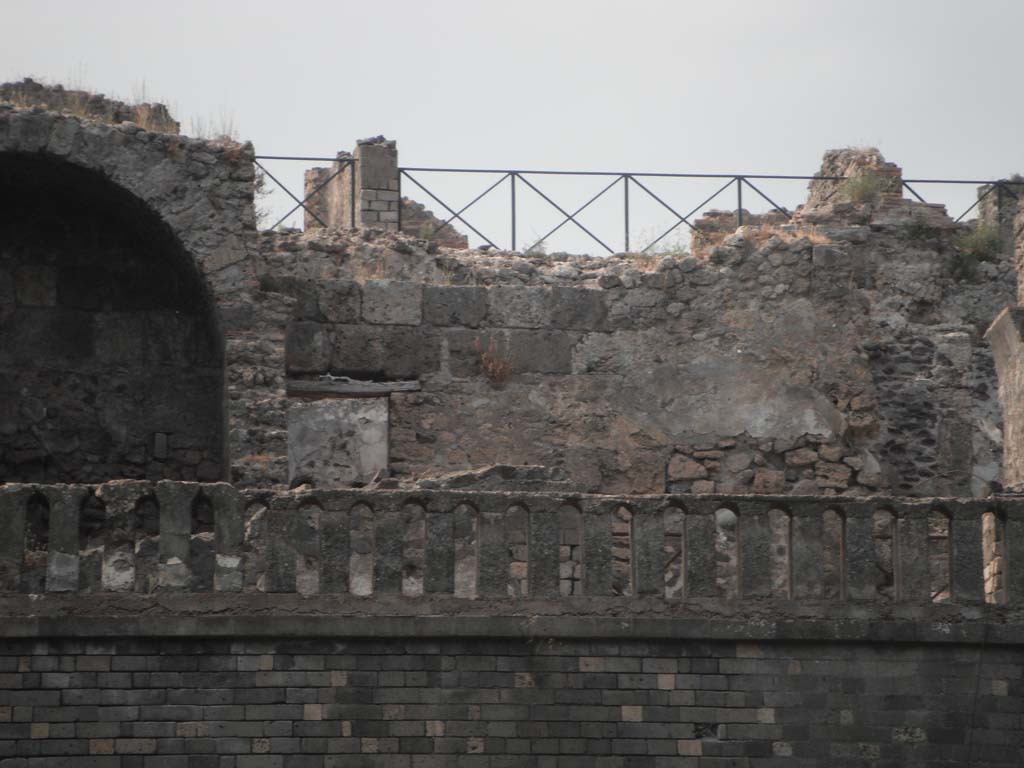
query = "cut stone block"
xmin=287 ymin=398 xmax=388 ymax=487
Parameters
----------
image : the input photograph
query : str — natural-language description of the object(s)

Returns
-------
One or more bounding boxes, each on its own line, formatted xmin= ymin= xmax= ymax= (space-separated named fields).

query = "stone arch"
xmin=0 ymin=109 xmax=255 ymax=293
xmin=0 ymin=109 xmax=261 ymax=483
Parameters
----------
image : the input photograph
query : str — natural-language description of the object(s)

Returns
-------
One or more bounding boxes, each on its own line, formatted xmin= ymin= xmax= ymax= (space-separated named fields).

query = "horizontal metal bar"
xmin=903 ymin=178 xmax=1024 ymax=185
xmin=254 ymin=155 xmax=354 ymax=162
xmin=400 ymin=170 xmax=1022 ymax=185
xmin=254 ymin=159 xmax=1020 ymax=187
xmin=399 ymin=167 xmax=846 ymax=180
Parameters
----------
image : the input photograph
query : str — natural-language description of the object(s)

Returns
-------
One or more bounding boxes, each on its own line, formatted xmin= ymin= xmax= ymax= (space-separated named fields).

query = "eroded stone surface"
xmin=287 ymin=398 xmax=388 ymax=487
xmin=263 ymin=152 xmax=1017 ymax=496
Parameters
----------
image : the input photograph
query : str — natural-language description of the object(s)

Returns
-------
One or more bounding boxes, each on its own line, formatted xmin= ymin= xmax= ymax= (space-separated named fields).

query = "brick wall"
xmin=0 ymin=636 xmax=1021 ymax=766
xmin=1 ymin=483 xmax=1023 ymax=765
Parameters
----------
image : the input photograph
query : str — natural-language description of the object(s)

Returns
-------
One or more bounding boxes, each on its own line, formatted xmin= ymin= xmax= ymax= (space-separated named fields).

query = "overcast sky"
xmin=4 ymin=0 xmax=1022 ymax=250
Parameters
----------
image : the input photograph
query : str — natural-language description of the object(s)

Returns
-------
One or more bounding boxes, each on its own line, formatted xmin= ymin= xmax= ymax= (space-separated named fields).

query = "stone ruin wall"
xmin=262 ymin=161 xmax=1016 ymax=497
xmin=1 ymin=481 xmax=1023 ymax=766
xmin=0 ymin=89 xmax=1021 ymax=503
xmin=6 ymin=91 xmax=1024 ymax=767
xmin=0 ymin=79 xmax=179 ymax=133
xmin=0 ymin=154 xmax=224 ymax=483
xmin=303 ymin=136 xmax=468 ymax=248
xmin=0 ymin=103 xmax=294 ymax=490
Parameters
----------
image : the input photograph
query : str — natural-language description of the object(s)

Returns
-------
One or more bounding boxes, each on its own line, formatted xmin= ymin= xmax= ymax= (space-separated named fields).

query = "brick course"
xmin=0 ymin=637 xmax=1021 ymax=766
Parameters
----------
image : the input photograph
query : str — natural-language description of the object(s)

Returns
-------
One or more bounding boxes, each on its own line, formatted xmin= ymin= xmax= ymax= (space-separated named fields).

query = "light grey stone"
xmin=361 ymin=280 xmax=422 ymax=325
xmin=287 ymin=398 xmax=388 ymax=487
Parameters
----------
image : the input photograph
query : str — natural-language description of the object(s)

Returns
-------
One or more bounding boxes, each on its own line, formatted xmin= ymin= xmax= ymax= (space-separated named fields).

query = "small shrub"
xmin=626 ymin=252 xmax=662 ymax=271
xmin=189 ymin=112 xmax=238 ymax=141
xmin=630 ymin=228 xmax=690 ymax=267
xmin=902 ymin=214 xmax=940 ymax=242
xmin=474 ymin=335 xmax=512 ymax=385
xmin=641 ymin=232 xmax=690 ymax=258
xmin=840 ymin=171 xmax=885 ymax=204
xmin=951 ymin=222 xmax=1002 ymax=279
xmin=523 ymin=238 xmax=547 ymax=256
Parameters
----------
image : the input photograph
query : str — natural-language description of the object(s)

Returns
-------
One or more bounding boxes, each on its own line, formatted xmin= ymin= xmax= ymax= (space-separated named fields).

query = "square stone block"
xmin=423 ymin=286 xmax=487 ymax=328
xmin=287 ymin=398 xmax=388 ymax=487
xmin=362 ymin=280 xmax=422 ymax=326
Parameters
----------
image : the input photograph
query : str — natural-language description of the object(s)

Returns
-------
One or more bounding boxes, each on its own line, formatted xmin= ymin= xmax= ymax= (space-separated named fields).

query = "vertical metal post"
xmin=349 ymin=159 xmax=357 ymax=229
xmin=736 ymin=177 xmax=743 ymax=227
xmin=511 ymin=173 xmax=517 ymax=252
xmin=623 ymin=175 xmax=630 ymax=252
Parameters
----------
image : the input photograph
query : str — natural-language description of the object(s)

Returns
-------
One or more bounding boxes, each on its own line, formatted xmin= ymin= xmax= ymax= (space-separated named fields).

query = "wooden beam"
xmin=286 ymin=378 xmax=421 ymax=399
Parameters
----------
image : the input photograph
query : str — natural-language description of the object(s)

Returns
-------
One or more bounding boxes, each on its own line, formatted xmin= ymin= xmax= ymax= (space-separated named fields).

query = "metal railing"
xmin=254 ymin=155 xmax=356 ymax=231
xmin=255 ymin=155 xmax=1024 ymax=252
xmin=400 ymin=168 xmax=1024 ymax=254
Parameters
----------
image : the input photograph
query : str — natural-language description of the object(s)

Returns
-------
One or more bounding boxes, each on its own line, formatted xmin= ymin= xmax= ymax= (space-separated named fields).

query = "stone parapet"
xmin=0 ymin=482 xmax=1020 ymax=625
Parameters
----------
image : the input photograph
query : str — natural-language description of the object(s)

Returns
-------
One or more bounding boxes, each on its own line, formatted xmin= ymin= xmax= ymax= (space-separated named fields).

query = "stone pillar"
xmin=353 ymin=136 xmax=399 ymax=231
xmin=986 ymin=308 xmax=1024 ymax=489
xmin=302 ymin=138 xmax=399 ymax=232
xmin=976 ymin=181 xmax=1022 ymax=262
xmin=303 ymin=151 xmax=355 ymax=230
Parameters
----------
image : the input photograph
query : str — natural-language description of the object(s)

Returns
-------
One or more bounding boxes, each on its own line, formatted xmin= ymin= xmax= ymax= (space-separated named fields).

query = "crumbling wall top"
xmin=0 ymin=78 xmax=179 ymax=133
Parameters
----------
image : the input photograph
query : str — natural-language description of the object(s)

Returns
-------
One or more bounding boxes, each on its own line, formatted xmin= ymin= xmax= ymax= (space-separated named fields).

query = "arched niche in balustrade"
xmin=452 ymin=502 xmax=479 ymax=599
xmin=982 ymin=508 xmax=1007 ymax=605
xmin=132 ymin=494 xmax=161 ymax=593
xmin=929 ymin=507 xmax=952 ymax=603
xmin=242 ymin=498 xmax=270 ymax=592
xmin=714 ymin=503 xmax=740 ymax=599
xmin=400 ymin=500 xmax=426 ymax=597
xmin=557 ymin=503 xmax=583 ymax=597
xmin=872 ymin=507 xmax=896 ymax=601
xmin=22 ymin=491 xmax=50 ymax=593
xmin=506 ymin=503 xmax=530 ymax=598
xmin=294 ymin=497 xmax=324 ymax=597
xmin=663 ymin=505 xmax=686 ymax=599
xmin=190 ymin=490 xmax=216 ymax=591
xmin=348 ymin=501 xmax=375 ymax=597
xmin=736 ymin=502 xmax=790 ymax=600
xmin=421 ymin=499 xmax=479 ymax=598
xmin=611 ymin=504 xmax=635 ymax=597
xmin=821 ymin=507 xmax=845 ymax=600
xmin=77 ymin=490 xmax=107 ymax=591
xmin=768 ymin=506 xmax=792 ymax=598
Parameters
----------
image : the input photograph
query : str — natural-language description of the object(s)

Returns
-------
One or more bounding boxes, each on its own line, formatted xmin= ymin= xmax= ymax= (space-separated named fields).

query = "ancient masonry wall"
xmin=0 ymin=481 xmax=1022 ymax=765
xmin=264 ymin=188 xmax=1015 ymax=496
xmin=0 ymin=154 xmax=224 ymax=483
xmin=1 ymin=636 xmax=1021 ymax=767
xmin=303 ymin=138 xmax=400 ymax=232
xmin=302 ymin=137 xmax=468 ymax=248
xmin=0 ymin=106 xmax=293 ymax=489
xmin=0 ymin=79 xmax=179 ymax=133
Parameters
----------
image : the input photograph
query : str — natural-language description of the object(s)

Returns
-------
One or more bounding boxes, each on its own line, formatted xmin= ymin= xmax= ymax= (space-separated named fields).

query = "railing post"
xmin=736 ymin=177 xmax=743 ymax=227
xmin=511 ymin=172 xmax=517 ymax=252
xmin=624 ymin=175 xmax=630 ymax=252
